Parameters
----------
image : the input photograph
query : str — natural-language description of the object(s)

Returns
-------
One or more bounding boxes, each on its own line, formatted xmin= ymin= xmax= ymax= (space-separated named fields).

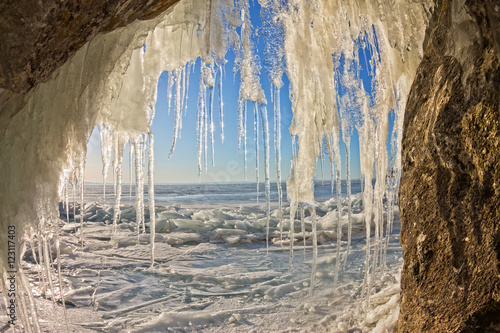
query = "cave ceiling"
xmin=0 ymin=0 xmax=180 ymax=94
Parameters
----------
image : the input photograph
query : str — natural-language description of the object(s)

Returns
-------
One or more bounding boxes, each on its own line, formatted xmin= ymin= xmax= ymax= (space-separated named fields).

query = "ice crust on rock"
xmin=0 ymin=0 xmax=434 ymax=331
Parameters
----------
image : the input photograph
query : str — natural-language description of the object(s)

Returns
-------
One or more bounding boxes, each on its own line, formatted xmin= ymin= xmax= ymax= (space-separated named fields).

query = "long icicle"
xmin=129 ymin=143 xmax=133 ymax=200
xmin=259 ymin=104 xmax=271 ymax=249
xmin=333 ymin=135 xmax=343 ymax=287
xmin=148 ymin=132 xmax=156 ymax=268
xmin=254 ymin=102 xmax=260 ymax=203
xmin=16 ymin=271 xmax=34 ymax=333
xmin=18 ymin=266 xmax=41 ymax=333
xmin=27 ymin=231 xmax=42 ymax=294
xmin=167 ymin=70 xmax=174 ymax=115
xmin=72 ymin=182 xmax=76 ymax=222
xmin=361 ymin=171 xmax=374 ymax=310
xmin=197 ymin=71 xmax=206 ymax=177
xmin=169 ymin=68 xmax=183 ymax=157
xmin=289 ymin=203 xmax=295 ymax=270
xmin=204 ymin=77 xmax=209 ymax=174
xmin=343 ymin=141 xmax=352 ymax=268
xmin=141 ymin=136 xmax=147 ymax=233
xmin=218 ymin=64 xmax=224 ymax=142
xmin=273 ymin=85 xmax=284 ymax=245
xmin=243 ymin=101 xmax=248 ymax=179
xmin=135 ymin=137 xmax=145 ymax=238
xmin=64 ymin=183 xmax=69 ymax=224
xmin=79 ymin=156 xmax=86 ymax=249
xmin=99 ymin=124 xmax=112 ymax=201
xmin=382 ymin=185 xmax=394 ymax=273
xmin=36 ymin=230 xmax=47 ymax=297
xmin=309 ymin=207 xmax=317 ymax=296
xmin=52 ymin=212 xmax=69 ymax=330
xmin=209 ymin=83 xmax=215 ymax=167
xmin=41 ymin=230 xmax=56 ymax=306
xmin=112 ymin=136 xmax=125 ymax=234
xmin=184 ymin=61 xmax=193 ymax=117
xmin=180 ymin=64 xmax=187 ymax=128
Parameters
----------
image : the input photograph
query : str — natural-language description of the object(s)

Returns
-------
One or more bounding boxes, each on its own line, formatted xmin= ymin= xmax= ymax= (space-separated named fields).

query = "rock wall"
xmin=398 ymin=0 xmax=500 ymax=331
xmin=0 ymin=0 xmax=179 ymax=94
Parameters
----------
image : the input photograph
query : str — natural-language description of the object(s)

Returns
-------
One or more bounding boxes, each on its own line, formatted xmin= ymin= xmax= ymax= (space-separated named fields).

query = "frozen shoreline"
xmin=0 ymin=192 xmax=403 ymax=333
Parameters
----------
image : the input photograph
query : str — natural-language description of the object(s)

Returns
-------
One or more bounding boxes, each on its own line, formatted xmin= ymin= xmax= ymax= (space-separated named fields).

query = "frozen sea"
xmin=4 ymin=181 xmax=403 ymax=332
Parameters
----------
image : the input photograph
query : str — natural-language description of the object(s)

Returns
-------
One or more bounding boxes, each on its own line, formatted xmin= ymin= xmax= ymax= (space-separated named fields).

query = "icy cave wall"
xmin=0 ymin=0 xmax=179 ymax=283
xmin=398 ymin=0 xmax=500 ymax=331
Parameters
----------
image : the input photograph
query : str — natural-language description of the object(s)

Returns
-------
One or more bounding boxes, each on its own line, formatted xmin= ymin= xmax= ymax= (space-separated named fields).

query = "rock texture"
xmin=399 ymin=0 xmax=500 ymax=331
xmin=0 ymin=0 xmax=179 ymax=94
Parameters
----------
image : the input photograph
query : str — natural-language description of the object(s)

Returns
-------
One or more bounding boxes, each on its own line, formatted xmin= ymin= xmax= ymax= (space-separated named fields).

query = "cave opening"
xmin=0 ymin=0 xmax=438 ymax=331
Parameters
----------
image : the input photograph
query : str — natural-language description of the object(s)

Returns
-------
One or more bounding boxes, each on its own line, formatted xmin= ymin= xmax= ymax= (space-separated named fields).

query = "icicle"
xmin=243 ymin=101 xmax=248 ymax=179
xmin=16 ymin=272 xmax=34 ymax=333
xmin=209 ymin=84 xmax=215 ymax=167
xmin=36 ymin=230 xmax=47 ymax=297
xmin=204 ymin=84 xmax=209 ymax=173
xmin=259 ymin=104 xmax=271 ymax=249
xmin=79 ymin=156 xmax=86 ymax=249
xmin=382 ymin=185 xmax=395 ymax=273
xmin=169 ymin=68 xmax=183 ymax=157
xmin=320 ymin=139 xmax=325 ymax=186
xmin=113 ymin=165 xmax=116 ymax=198
xmin=237 ymin=98 xmax=244 ymax=149
xmin=167 ymin=70 xmax=174 ymax=114
xmin=309 ymin=207 xmax=317 ymax=296
xmin=273 ymin=85 xmax=284 ymax=245
xmin=184 ymin=61 xmax=192 ymax=117
xmin=112 ymin=135 xmax=125 ymax=234
xmin=148 ymin=132 xmax=156 ymax=268
xmin=197 ymin=66 xmax=206 ymax=177
xmin=52 ymin=213 xmax=69 ymax=330
xmin=41 ymin=231 xmax=56 ymax=305
xmin=333 ymin=134 xmax=343 ymax=287
xmin=237 ymin=98 xmax=248 ymax=180
xmin=198 ymin=62 xmax=215 ymax=173
xmin=343 ymin=142 xmax=353 ymax=268
xmin=180 ymin=64 xmax=187 ymax=123
xmin=18 ymin=267 xmax=41 ymax=333
xmin=141 ymin=136 xmax=147 ymax=233
xmin=27 ymin=231 xmax=43 ymax=293
xmin=289 ymin=204 xmax=295 ymax=270
xmin=135 ymin=137 xmax=145 ymax=237
xmin=129 ymin=143 xmax=134 ymax=200
xmin=328 ymin=137 xmax=335 ymax=196
xmin=72 ymin=182 xmax=76 ymax=221
xmin=99 ymin=124 xmax=112 ymax=200
xmin=359 ymin=119 xmax=375 ymax=309
xmin=254 ymin=102 xmax=259 ymax=203
xmin=218 ymin=64 xmax=224 ymax=142
xmin=363 ymin=176 xmax=373 ymax=310
xmin=64 ymin=183 xmax=69 ymax=224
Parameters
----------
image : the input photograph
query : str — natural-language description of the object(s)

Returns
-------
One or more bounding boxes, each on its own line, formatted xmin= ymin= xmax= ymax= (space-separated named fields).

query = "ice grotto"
xmin=0 ymin=0 xmax=499 ymax=332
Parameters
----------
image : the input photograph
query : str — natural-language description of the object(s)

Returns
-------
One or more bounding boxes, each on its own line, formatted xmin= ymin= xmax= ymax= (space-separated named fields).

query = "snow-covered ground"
xmin=1 ymin=184 xmax=402 ymax=332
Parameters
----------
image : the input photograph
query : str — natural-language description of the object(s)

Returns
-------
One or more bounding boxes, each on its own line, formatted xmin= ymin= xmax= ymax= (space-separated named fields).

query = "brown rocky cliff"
xmin=0 ymin=0 xmax=179 ymax=94
xmin=398 ymin=0 xmax=500 ymax=331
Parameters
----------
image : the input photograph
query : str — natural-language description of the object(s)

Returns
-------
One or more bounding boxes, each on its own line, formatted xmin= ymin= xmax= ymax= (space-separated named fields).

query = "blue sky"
xmin=85 ymin=2 xmax=366 ymax=184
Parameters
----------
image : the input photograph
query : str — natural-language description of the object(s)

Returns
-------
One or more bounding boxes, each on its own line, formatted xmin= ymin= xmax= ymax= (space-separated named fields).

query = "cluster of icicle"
xmin=0 ymin=0 xmax=434 ymax=330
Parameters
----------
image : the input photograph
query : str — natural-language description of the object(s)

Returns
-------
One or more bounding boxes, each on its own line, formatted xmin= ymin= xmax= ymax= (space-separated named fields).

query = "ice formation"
xmin=0 ymin=0 xmax=435 ymax=330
